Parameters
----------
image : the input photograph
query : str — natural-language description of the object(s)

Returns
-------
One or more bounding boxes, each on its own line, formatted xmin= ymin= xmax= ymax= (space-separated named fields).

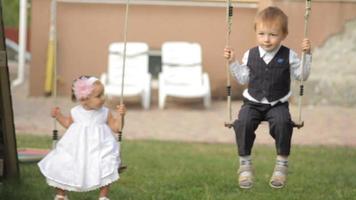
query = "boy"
xmin=224 ymin=6 xmax=311 ymax=189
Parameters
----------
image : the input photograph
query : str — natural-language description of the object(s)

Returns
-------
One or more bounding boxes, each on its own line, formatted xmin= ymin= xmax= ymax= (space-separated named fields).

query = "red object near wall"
xmin=4 ymin=27 xmax=31 ymax=51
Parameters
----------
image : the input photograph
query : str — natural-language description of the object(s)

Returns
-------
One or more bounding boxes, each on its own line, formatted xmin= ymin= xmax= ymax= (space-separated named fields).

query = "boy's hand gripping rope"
xmin=295 ymin=0 xmax=311 ymax=129
xmin=224 ymin=0 xmax=234 ymax=129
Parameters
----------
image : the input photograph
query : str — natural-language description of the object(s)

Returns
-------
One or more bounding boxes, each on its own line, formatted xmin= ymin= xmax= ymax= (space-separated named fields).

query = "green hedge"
xmin=2 ymin=0 xmax=20 ymax=27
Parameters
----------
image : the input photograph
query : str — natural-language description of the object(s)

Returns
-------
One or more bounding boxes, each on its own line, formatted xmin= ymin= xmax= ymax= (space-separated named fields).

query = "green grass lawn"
xmin=1 ymin=134 xmax=356 ymax=199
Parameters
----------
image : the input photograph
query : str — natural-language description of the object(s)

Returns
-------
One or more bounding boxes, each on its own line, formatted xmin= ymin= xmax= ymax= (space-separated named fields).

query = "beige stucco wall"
xmin=273 ymin=0 xmax=356 ymax=54
xmin=29 ymin=0 xmax=356 ymax=99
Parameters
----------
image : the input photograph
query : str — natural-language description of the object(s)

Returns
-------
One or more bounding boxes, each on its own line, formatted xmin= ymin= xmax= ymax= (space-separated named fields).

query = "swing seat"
xmin=158 ymin=41 xmax=211 ymax=109
xmin=118 ymin=164 xmax=127 ymax=174
xmin=292 ymin=121 xmax=304 ymax=129
xmin=101 ymin=42 xmax=151 ymax=109
xmin=17 ymin=148 xmax=49 ymax=162
xmin=226 ymin=120 xmax=304 ymax=129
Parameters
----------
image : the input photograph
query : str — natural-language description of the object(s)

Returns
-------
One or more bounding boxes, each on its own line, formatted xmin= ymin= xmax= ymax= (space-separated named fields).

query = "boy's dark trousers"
xmin=233 ymin=99 xmax=293 ymax=156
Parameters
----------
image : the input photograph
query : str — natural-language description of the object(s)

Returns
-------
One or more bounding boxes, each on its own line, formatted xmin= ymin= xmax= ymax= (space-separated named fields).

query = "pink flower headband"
xmin=72 ymin=76 xmax=98 ymax=100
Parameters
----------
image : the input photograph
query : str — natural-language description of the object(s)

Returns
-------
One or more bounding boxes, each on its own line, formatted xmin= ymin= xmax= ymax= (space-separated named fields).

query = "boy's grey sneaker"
xmin=269 ymin=164 xmax=288 ymax=189
xmin=237 ymin=164 xmax=253 ymax=189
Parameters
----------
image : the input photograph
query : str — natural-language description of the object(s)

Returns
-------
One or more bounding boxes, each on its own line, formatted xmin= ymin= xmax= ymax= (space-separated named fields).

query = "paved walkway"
xmin=11 ymin=76 xmax=356 ymax=147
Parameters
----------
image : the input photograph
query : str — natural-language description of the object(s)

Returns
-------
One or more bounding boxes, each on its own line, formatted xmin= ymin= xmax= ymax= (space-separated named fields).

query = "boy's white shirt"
xmin=230 ymin=45 xmax=312 ymax=106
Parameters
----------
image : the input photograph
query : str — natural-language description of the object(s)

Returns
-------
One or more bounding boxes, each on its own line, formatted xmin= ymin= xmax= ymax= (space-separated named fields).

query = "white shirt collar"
xmin=258 ymin=45 xmax=282 ymax=58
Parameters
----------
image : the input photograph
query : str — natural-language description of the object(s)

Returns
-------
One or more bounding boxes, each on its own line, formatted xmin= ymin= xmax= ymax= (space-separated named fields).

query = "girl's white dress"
xmin=38 ymin=105 xmax=120 ymax=192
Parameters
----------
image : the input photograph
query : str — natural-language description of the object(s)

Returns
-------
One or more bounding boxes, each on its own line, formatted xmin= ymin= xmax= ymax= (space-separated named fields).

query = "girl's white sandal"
xmin=54 ymin=195 xmax=68 ymax=200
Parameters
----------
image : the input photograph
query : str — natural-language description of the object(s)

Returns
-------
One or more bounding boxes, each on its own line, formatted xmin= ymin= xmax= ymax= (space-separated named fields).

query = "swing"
xmin=224 ymin=0 xmax=312 ymax=130
xmin=18 ymin=1 xmax=132 ymax=170
xmin=117 ymin=0 xmax=130 ymax=173
xmin=17 ymin=148 xmax=50 ymax=163
xmin=224 ymin=0 xmax=233 ymax=128
xmin=46 ymin=0 xmax=130 ymax=173
xmin=17 ymin=0 xmax=58 ymax=163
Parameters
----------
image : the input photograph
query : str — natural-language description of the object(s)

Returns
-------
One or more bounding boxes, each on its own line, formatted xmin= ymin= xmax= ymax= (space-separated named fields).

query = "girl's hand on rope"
xmin=224 ymin=47 xmax=236 ymax=64
xmin=116 ymin=104 xmax=126 ymax=116
xmin=51 ymin=107 xmax=61 ymax=118
xmin=51 ymin=107 xmax=73 ymax=128
xmin=302 ymin=38 xmax=311 ymax=54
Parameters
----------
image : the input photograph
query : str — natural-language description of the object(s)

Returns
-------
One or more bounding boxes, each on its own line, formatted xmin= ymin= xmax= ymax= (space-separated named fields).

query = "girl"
xmin=38 ymin=76 xmax=126 ymax=200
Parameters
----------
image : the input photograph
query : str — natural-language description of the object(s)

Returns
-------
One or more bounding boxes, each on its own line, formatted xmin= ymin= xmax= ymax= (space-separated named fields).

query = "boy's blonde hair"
xmin=254 ymin=6 xmax=288 ymax=35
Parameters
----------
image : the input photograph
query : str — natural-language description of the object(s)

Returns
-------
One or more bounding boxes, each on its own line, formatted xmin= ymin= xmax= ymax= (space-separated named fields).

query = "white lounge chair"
xmin=158 ymin=41 xmax=211 ymax=109
xmin=101 ymin=42 xmax=151 ymax=109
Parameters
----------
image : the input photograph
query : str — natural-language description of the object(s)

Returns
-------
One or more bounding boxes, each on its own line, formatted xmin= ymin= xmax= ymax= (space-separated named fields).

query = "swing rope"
xmin=118 ymin=0 xmax=129 ymax=144
xmin=50 ymin=0 xmax=58 ymax=149
xmin=294 ymin=0 xmax=311 ymax=129
xmin=117 ymin=0 xmax=130 ymax=173
xmin=224 ymin=0 xmax=234 ymax=129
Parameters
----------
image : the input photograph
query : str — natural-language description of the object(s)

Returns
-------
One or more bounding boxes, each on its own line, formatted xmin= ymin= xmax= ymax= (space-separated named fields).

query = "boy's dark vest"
xmin=247 ymin=46 xmax=290 ymax=102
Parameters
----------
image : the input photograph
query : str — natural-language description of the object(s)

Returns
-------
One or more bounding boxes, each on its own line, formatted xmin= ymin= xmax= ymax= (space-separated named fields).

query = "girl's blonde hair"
xmin=254 ymin=6 xmax=288 ymax=35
